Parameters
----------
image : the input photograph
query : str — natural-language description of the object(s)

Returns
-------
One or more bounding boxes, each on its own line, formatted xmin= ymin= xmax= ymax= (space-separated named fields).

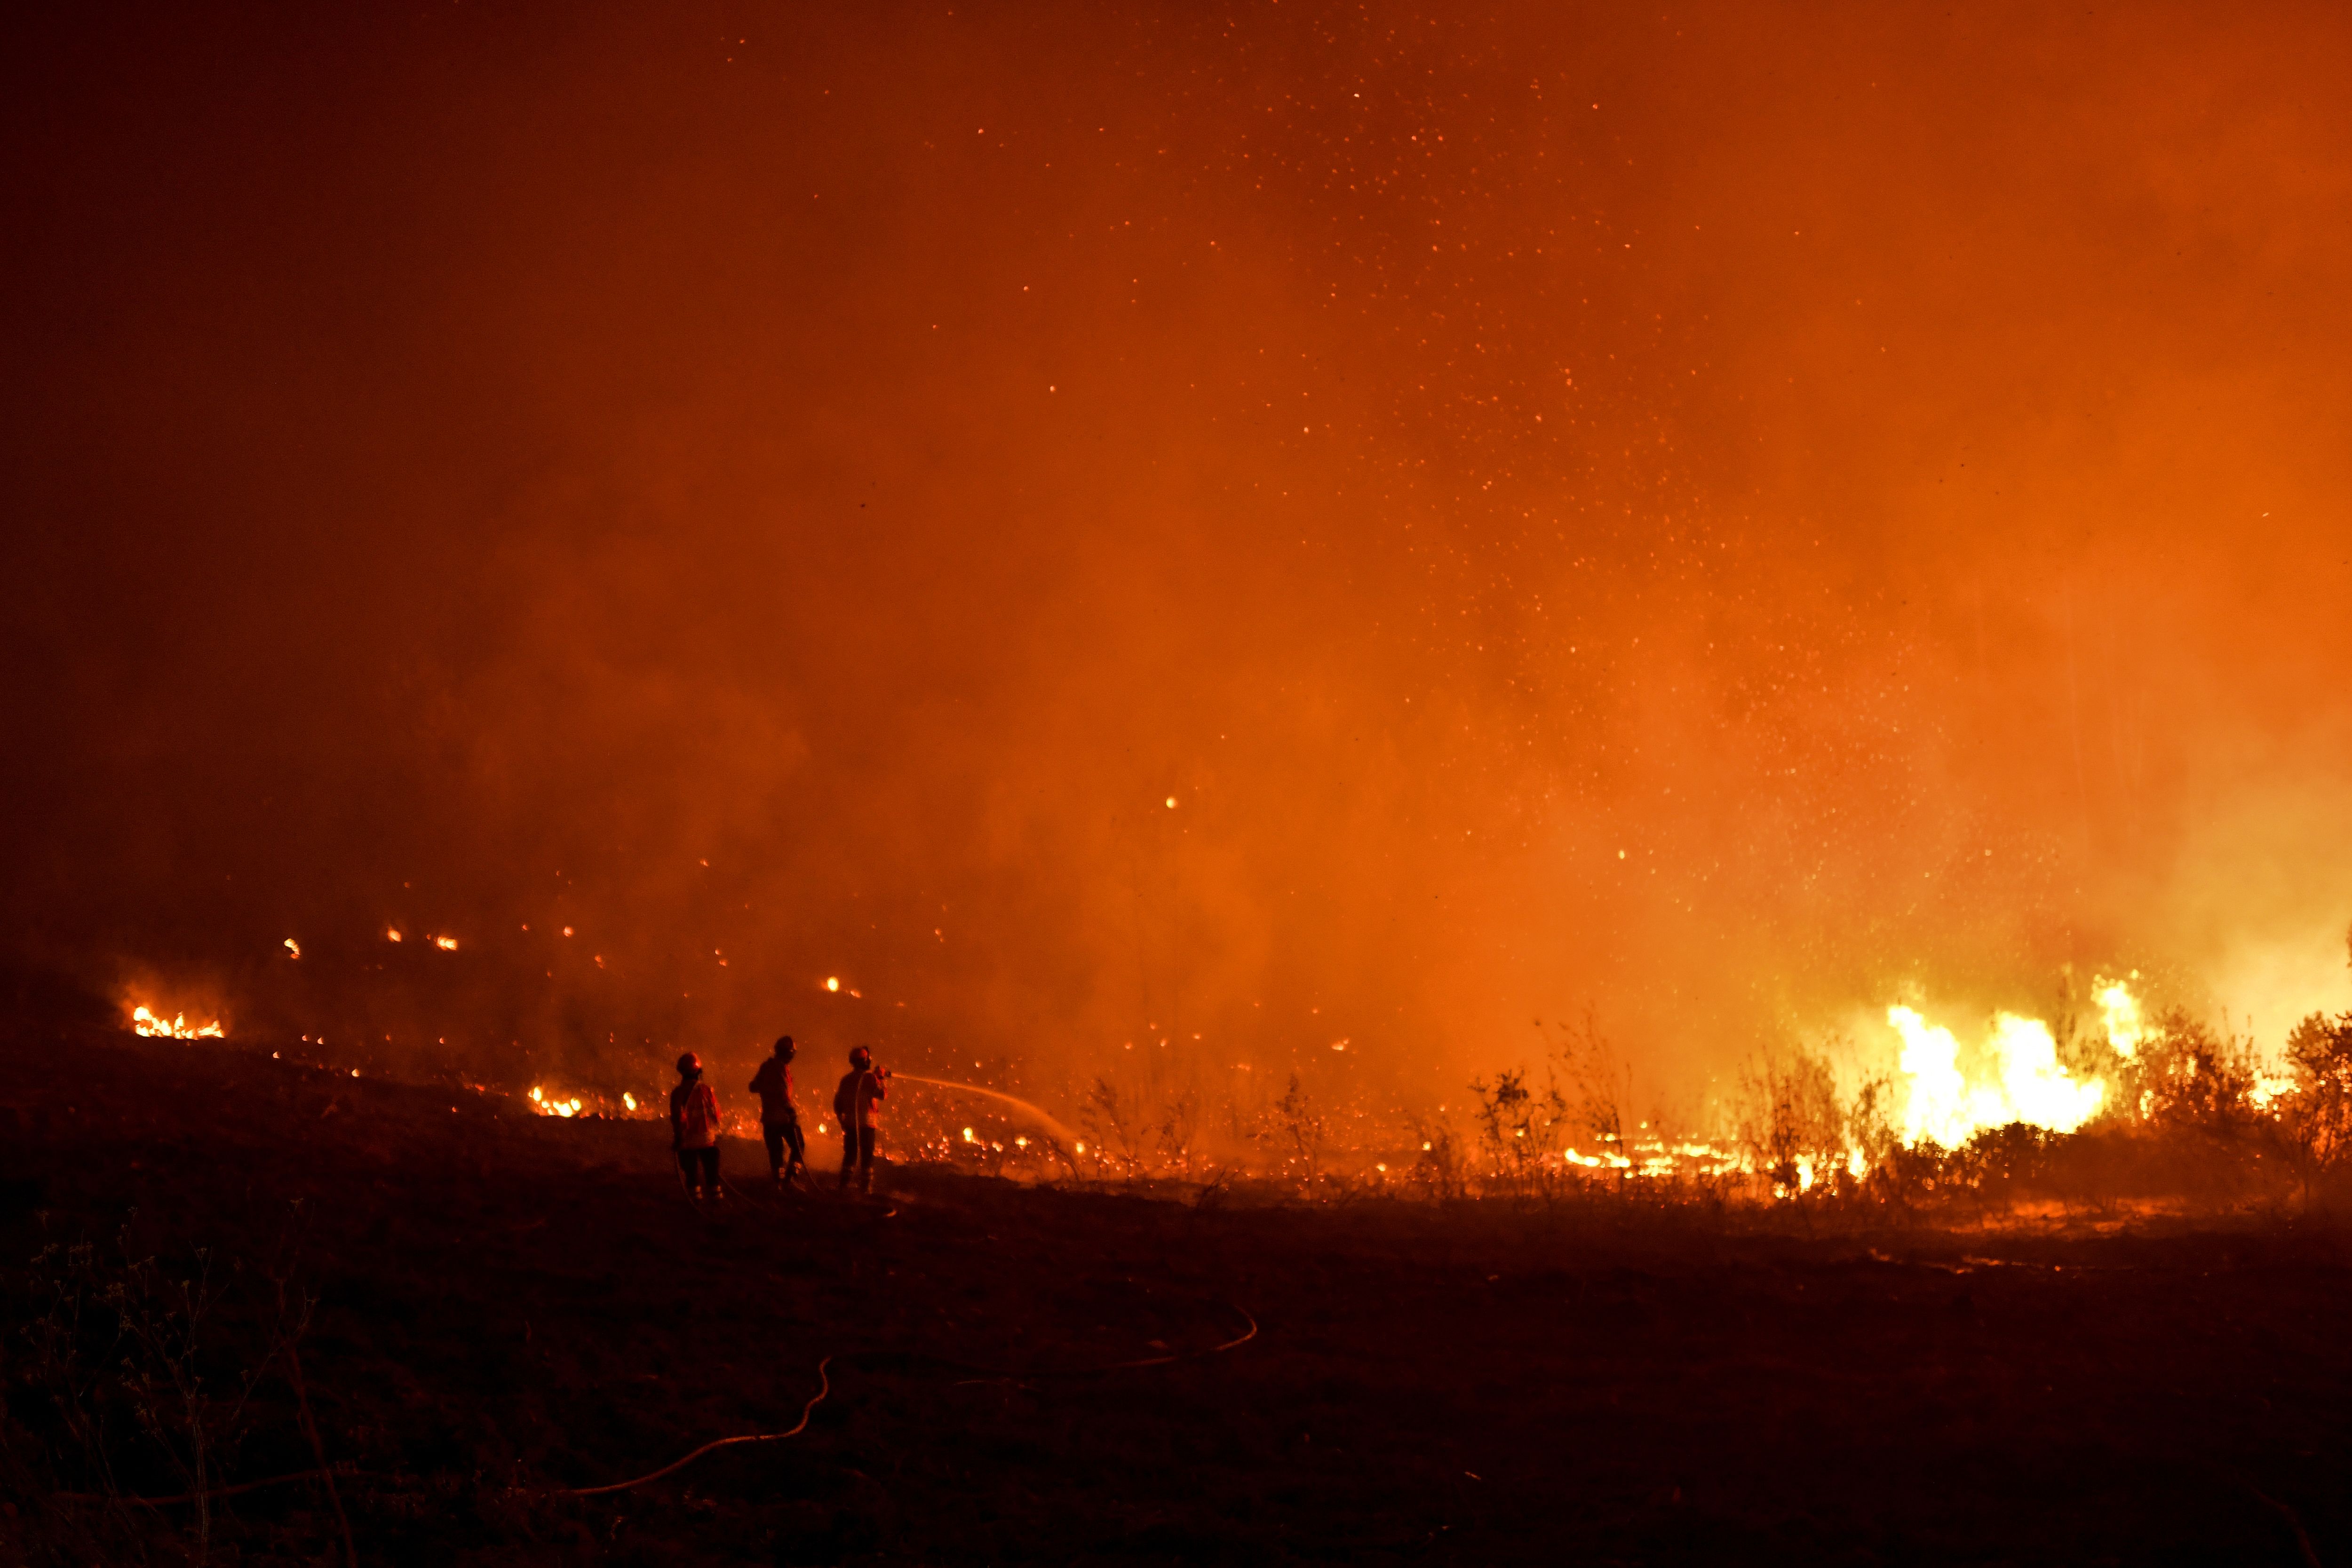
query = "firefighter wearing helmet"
xmin=670 ymin=1051 xmax=724 ymax=1203
xmin=748 ymin=1034 xmax=807 ymax=1188
xmin=832 ymin=1045 xmax=889 ymax=1194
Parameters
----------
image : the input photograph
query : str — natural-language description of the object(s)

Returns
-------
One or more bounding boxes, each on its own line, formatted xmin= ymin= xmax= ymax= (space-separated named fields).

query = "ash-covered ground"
xmin=3 ymin=1029 xmax=2348 ymax=1566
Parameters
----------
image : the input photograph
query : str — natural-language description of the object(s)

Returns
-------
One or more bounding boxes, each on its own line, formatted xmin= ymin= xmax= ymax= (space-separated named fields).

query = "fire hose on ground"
xmin=558 ymin=1356 xmax=835 ymax=1497
xmin=56 ymin=1305 xmax=1258 ymax=1508
xmin=560 ymin=1301 xmax=1258 ymax=1497
xmin=61 ymin=1077 xmax=1240 ymax=1512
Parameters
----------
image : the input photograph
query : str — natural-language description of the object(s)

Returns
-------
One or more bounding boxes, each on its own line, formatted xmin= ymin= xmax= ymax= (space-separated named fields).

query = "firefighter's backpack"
xmin=679 ymin=1085 xmax=719 ymax=1146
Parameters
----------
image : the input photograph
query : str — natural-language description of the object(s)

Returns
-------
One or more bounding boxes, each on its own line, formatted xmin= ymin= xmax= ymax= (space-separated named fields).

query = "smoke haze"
xmin=7 ymin=1 xmax=2351 ymax=1113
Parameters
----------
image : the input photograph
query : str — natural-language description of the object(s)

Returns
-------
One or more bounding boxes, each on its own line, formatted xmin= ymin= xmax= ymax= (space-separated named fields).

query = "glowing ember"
xmin=516 ymin=1082 xmax=657 ymax=1120
xmin=528 ymin=1085 xmax=585 ymax=1117
xmin=386 ymin=928 xmax=403 ymax=942
xmin=130 ymin=1005 xmax=224 ymax=1040
xmin=825 ymin=976 xmax=841 ymax=992
xmin=433 ymin=935 xmax=459 ymax=951
xmin=284 ymin=937 xmax=301 ymax=958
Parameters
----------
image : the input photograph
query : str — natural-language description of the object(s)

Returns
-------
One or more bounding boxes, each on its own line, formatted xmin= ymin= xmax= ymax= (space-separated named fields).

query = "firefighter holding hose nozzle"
xmin=834 ymin=1045 xmax=887 ymax=1194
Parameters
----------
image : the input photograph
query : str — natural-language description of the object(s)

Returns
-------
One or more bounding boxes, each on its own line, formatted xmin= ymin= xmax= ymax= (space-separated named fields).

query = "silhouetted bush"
xmin=2278 ymin=1011 xmax=2352 ymax=1199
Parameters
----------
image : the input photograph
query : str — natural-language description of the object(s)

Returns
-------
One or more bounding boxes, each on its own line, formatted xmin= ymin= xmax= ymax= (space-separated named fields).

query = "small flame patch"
xmin=130 ymin=1005 xmax=224 ymax=1040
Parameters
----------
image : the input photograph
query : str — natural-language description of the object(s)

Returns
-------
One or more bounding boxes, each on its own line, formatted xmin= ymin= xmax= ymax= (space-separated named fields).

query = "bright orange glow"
xmin=528 ymin=1085 xmax=582 ymax=1117
xmin=12 ymin=6 xmax=2352 ymax=1152
xmin=2096 ymin=977 xmax=2146 ymax=1060
xmin=1887 ymin=1004 xmax=2106 ymax=1149
xmin=130 ymin=1004 xmax=224 ymax=1040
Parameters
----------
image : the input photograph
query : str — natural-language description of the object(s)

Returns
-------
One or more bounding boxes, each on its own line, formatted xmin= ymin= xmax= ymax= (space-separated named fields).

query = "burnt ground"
xmin=2 ymin=1030 xmax=2349 ymax=1566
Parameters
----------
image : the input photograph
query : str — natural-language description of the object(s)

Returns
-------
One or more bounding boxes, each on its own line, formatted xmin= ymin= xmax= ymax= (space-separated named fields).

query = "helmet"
xmin=676 ymin=1052 xmax=701 ymax=1076
xmin=773 ymin=1034 xmax=795 ymax=1055
xmin=849 ymin=1045 xmax=872 ymax=1068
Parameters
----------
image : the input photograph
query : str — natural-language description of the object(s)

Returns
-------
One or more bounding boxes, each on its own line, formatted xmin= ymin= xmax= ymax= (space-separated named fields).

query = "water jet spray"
xmin=892 ymin=1073 xmax=1079 ymax=1147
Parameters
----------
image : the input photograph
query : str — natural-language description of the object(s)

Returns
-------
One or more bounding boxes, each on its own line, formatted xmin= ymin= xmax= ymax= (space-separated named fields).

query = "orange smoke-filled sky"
xmin=5 ymin=1 xmax=2350 ymax=1107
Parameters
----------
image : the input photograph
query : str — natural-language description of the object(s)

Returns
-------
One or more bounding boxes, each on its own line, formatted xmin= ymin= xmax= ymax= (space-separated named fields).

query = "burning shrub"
xmin=1153 ymin=1084 xmax=1202 ymax=1179
xmin=2276 ymin=1011 xmax=2352 ymax=1197
xmin=1270 ymin=1072 xmax=1328 ymax=1186
xmin=1845 ymin=1075 xmax=1901 ymax=1173
xmin=1553 ymin=1010 xmax=1637 ymax=1170
xmin=1733 ymin=1044 xmax=1847 ymax=1197
xmin=1468 ymin=1066 xmax=1565 ymax=1192
xmin=1064 ymin=1048 xmax=1218 ymax=1186
xmin=1945 ymin=1122 xmax=2056 ymax=1204
xmin=1467 ymin=1013 xmax=1628 ymax=1196
xmin=1080 ymin=1077 xmax=1144 ymax=1177
xmin=1458 ymin=1015 xmax=1753 ymax=1200
xmin=1406 ymin=1117 xmax=1466 ymax=1199
xmin=2131 ymin=1008 xmax=2259 ymax=1133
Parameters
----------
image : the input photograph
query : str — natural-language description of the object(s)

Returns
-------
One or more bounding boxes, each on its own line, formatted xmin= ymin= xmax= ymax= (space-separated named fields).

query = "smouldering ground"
xmin=3 ymin=1029 xmax=2348 ymax=1565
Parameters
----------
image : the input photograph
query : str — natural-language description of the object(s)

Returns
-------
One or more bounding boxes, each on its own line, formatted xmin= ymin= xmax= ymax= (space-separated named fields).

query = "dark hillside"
xmin=2 ymin=1031 xmax=2347 ymax=1565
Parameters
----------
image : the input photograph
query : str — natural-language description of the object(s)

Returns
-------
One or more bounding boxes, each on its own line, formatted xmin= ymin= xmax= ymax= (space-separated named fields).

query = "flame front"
xmin=130 ymin=1004 xmax=224 ymax=1040
xmin=1887 ymin=1002 xmax=2107 ymax=1149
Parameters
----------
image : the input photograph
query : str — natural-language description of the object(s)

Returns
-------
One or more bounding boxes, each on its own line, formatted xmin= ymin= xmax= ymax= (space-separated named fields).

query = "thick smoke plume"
xmin=7 ymin=2 xmax=2351 ymax=1118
